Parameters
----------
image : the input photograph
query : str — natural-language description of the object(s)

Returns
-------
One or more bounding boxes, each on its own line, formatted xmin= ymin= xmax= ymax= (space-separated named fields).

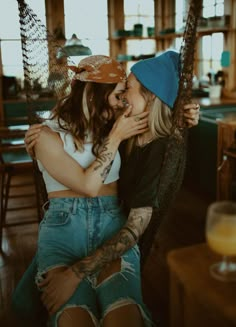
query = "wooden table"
xmin=167 ymin=243 xmax=236 ymax=327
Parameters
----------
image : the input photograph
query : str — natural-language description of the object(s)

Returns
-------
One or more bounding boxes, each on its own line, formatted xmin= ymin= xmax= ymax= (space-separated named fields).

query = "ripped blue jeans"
xmin=36 ymin=196 xmax=154 ymax=326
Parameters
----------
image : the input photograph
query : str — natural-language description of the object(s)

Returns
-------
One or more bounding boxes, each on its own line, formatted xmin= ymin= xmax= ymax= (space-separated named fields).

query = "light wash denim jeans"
xmin=12 ymin=196 xmax=154 ymax=326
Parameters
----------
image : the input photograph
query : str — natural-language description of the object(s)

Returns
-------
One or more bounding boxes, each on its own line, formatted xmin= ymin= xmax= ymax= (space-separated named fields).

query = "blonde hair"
xmin=148 ymin=96 xmax=172 ymax=138
xmin=126 ymin=84 xmax=179 ymax=156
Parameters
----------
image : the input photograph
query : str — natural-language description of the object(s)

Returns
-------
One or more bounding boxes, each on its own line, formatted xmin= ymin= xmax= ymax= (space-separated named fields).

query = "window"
xmin=64 ymin=0 xmax=109 ymax=64
xmin=199 ymin=0 xmax=224 ymax=79
xmin=203 ymin=0 xmax=224 ymax=17
xmin=199 ymin=33 xmax=224 ymax=79
xmin=124 ymin=0 xmax=155 ymax=72
xmin=175 ymin=0 xmax=187 ymax=32
xmin=174 ymin=0 xmax=225 ymax=80
xmin=1 ymin=0 xmax=109 ymax=91
xmin=0 ymin=0 xmax=46 ymax=84
xmin=124 ymin=0 xmax=155 ymax=35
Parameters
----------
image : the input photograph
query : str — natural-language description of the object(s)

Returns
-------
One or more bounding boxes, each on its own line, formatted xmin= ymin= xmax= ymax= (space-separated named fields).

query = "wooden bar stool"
xmin=0 ymin=126 xmax=43 ymax=250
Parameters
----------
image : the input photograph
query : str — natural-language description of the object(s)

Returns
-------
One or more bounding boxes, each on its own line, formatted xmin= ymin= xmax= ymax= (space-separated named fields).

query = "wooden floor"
xmin=0 ymin=171 xmax=39 ymax=326
xmin=0 ymin=171 xmax=213 ymax=327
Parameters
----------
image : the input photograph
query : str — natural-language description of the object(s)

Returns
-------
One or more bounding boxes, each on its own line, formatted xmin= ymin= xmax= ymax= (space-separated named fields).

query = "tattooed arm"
xmin=39 ymin=206 xmax=152 ymax=314
xmin=72 ymin=206 xmax=152 ymax=277
xmin=34 ymin=108 xmax=149 ymax=197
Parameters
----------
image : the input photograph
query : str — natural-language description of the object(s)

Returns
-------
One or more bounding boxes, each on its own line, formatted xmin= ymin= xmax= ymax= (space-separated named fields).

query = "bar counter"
xmin=196 ymin=97 xmax=236 ymax=108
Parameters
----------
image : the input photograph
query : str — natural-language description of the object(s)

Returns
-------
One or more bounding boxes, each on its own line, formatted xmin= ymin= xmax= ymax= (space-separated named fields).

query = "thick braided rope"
xmin=173 ymin=0 xmax=203 ymax=129
xmin=140 ymin=0 xmax=203 ymax=267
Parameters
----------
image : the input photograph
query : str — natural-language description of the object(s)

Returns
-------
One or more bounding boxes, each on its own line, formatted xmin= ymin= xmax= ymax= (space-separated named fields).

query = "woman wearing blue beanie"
xmin=120 ymin=50 xmax=185 ymax=153
xmin=131 ymin=50 xmax=180 ymax=109
xmin=13 ymin=52 xmax=199 ymax=327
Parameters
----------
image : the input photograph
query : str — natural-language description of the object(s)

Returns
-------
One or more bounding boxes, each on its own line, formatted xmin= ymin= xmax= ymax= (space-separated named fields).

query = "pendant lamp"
xmin=57 ymin=33 xmax=92 ymax=59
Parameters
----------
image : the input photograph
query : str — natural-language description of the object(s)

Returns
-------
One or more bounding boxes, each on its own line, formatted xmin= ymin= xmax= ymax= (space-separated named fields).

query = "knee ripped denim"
xmin=36 ymin=196 xmax=154 ymax=326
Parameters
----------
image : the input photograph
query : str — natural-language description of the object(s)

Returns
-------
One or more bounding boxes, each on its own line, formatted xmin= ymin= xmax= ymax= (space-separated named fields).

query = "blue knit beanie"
xmin=131 ymin=50 xmax=180 ymax=109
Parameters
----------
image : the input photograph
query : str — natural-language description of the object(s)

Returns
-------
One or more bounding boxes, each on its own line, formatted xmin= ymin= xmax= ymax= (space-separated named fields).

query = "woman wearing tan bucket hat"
xmin=12 ymin=54 xmax=199 ymax=327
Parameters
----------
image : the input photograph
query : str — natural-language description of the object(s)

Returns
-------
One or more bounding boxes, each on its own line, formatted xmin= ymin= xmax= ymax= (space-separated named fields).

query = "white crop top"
xmin=37 ymin=119 xmax=121 ymax=193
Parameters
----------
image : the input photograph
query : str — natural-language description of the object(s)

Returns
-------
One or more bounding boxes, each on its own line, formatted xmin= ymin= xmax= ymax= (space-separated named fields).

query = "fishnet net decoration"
xmin=140 ymin=0 xmax=203 ymax=268
xmin=17 ymin=0 xmax=74 ymax=123
xmin=17 ymin=0 xmax=75 ymax=218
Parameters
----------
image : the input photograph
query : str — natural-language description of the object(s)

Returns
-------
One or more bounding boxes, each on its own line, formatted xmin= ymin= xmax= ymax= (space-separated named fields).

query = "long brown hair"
xmin=50 ymin=80 xmax=117 ymax=155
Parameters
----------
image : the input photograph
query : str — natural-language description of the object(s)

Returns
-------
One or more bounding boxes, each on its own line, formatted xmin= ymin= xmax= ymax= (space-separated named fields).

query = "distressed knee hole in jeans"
xmin=97 ymin=258 xmax=121 ymax=285
xmin=95 ymin=250 xmax=155 ymax=326
xmin=96 ymin=255 xmax=136 ymax=287
xmin=56 ymin=305 xmax=99 ymax=327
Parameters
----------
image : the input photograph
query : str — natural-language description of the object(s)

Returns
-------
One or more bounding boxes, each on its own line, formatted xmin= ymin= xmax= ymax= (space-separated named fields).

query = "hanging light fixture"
xmin=56 ymin=33 xmax=92 ymax=59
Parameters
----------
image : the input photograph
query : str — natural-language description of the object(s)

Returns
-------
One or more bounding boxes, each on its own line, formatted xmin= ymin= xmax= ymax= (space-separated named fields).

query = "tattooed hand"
xmin=109 ymin=105 xmax=149 ymax=142
xmin=70 ymin=207 xmax=153 ymax=280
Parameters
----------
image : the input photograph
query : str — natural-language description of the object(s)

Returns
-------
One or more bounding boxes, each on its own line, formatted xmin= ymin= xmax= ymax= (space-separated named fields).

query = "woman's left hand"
xmin=110 ymin=105 xmax=149 ymax=142
xmin=38 ymin=267 xmax=81 ymax=315
xmin=183 ymin=103 xmax=200 ymax=128
xmin=24 ymin=124 xmax=43 ymax=157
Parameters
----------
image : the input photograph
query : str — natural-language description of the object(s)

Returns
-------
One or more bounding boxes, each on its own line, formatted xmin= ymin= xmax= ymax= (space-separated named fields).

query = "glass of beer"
xmin=206 ymin=201 xmax=236 ymax=282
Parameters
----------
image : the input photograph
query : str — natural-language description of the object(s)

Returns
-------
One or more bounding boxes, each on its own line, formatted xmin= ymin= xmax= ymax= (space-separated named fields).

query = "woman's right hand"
xmin=24 ymin=124 xmax=43 ymax=157
xmin=109 ymin=105 xmax=149 ymax=142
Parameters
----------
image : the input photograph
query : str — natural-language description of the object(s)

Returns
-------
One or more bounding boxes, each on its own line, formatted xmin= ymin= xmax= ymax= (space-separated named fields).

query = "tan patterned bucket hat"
xmin=68 ymin=55 xmax=126 ymax=84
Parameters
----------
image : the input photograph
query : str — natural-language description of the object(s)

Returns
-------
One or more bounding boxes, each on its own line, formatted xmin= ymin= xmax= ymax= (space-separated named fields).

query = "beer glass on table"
xmin=206 ymin=201 xmax=236 ymax=282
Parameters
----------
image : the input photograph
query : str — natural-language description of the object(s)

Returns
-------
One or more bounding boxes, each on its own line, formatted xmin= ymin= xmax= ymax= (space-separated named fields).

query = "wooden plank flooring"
xmin=0 ymin=171 xmax=212 ymax=327
xmin=0 ymin=172 xmax=39 ymax=326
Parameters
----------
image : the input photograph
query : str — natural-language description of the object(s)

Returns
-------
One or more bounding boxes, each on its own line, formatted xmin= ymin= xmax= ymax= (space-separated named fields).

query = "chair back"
xmin=0 ymin=126 xmax=31 ymax=165
xmin=1 ymin=100 xmax=55 ymax=128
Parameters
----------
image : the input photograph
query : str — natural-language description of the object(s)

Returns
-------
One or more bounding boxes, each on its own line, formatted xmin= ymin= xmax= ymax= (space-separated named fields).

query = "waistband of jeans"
xmin=46 ymin=196 xmax=120 ymax=211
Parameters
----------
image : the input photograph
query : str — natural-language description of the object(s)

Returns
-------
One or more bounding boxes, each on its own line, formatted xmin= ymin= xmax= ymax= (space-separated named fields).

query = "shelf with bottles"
xmin=110 ymin=36 xmax=156 ymax=41
xmin=158 ymin=27 xmax=230 ymax=38
xmin=157 ymin=13 xmax=232 ymax=40
xmin=111 ymin=27 xmax=232 ymax=44
xmin=116 ymin=53 xmax=155 ymax=62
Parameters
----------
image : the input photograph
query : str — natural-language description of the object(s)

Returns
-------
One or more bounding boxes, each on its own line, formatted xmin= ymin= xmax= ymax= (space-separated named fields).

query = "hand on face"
xmin=183 ymin=103 xmax=200 ymax=128
xmin=110 ymin=105 xmax=149 ymax=142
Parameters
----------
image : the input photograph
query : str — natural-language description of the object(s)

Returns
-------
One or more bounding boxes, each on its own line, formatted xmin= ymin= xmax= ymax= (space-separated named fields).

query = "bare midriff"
xmin=48 ymin=181 xmax=118 ymax=199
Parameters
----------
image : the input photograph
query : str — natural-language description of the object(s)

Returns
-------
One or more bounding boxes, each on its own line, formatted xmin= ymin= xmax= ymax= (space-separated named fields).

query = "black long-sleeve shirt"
xmin=118 ymin=137 xmax=169 ymax=214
